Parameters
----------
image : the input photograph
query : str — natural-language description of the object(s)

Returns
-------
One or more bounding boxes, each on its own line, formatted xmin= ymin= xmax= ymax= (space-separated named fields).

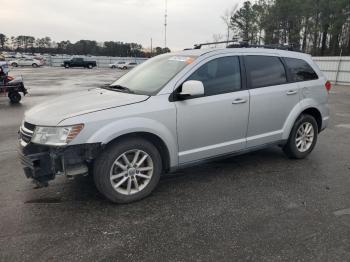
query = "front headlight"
xmin=31 ymin=124 xmax=84 ymax=146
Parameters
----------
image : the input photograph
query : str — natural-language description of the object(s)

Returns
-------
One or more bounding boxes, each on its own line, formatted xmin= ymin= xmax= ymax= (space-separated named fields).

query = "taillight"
xmin=325 ymin=81 xmax=332 ymax=92
xmin=6 ymin=76 xmax=14 ymax=81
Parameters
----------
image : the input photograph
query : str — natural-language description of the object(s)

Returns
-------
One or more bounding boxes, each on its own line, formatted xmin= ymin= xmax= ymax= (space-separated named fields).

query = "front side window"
xmin=284 ymin=57 xmax=318 ymax=82
xmin=111 ymin=54 xmax=197 ymax=95
xmin=245 ymin=56 xmax=287 ymax=89
xmin=187 ymin=56 xmax=241 ymax=96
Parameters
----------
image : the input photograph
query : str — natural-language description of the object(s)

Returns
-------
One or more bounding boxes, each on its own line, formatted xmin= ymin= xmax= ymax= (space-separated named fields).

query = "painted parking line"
xmin=336 ymin=124 xmax=350 ymax=129
xmin=336 ymin=113 xmax=350 ymax=117
xmin=334 ymin=208 xmax=350 ymax=216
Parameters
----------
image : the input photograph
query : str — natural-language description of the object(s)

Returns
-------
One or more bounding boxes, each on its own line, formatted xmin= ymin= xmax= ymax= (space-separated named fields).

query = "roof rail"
xmin=227 ymin=42 xmax=302 ymax=52
xmin=187 ymin=40 xmax=302 ymax=53
xmin=193 ymin=40 xmax=239 ymax=49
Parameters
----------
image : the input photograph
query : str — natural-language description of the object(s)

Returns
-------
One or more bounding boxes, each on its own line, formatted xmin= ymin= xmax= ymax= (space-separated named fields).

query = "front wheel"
xmin=8 ymin=92 xmax=21 ymax=103
xmin=64 ymin=64 xmax=69 ymax=69
xmin=283 ymin=114 xmax=318 ymax=159
xmin=88 ymin=64 xmax=93 ymax=69
xmin=32 ymin=63 xmax=38 ymax=68
xmin=93 ymin=138 xmax=162 ymax=203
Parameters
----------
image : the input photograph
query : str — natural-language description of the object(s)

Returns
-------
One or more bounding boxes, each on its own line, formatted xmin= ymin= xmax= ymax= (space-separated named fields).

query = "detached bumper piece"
xmin=18 ymin=142 xmax=101 ymax=188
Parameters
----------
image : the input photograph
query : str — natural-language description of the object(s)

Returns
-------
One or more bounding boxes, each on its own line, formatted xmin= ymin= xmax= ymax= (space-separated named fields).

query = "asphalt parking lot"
xmin=0 ymin=67 xmax=350 ymax=262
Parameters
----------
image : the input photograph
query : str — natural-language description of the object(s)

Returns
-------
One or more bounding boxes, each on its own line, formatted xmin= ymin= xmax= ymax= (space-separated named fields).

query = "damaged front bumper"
xmin=18 ymin=141 xmax=101 ymax=187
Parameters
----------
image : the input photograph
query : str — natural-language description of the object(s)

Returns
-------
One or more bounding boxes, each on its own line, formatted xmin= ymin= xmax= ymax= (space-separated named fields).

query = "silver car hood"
xmin=24 ymin=88 xmax=149 ymax=126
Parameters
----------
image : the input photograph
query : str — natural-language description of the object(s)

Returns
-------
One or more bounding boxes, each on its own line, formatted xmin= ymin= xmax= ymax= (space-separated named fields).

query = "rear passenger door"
xmin=244 ymin=55 xmax=301 ymax=147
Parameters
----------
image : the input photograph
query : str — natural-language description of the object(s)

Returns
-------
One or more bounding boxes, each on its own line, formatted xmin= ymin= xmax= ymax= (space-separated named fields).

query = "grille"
xmin=20 ymin=122 xmax=35 ymax=145
xmin=23 ymin=122 xmax=35 ymax=132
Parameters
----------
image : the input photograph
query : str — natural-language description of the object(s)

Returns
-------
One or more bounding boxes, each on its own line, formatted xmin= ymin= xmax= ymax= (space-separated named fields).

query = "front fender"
xmin=282 ymin=98 xmax=323 ymax=140
xmin=86 ymin=117 xmax=178 ymax=167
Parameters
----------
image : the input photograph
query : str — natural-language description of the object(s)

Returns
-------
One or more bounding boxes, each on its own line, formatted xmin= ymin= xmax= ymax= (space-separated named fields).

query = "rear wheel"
xmin=283 ymin=114 xmax=318 ymax=159
xmin=123 ymin=66 xmax=127 ymax=70
xmin=32 ymin=63 xmax=38 ymax=68
xmin=88 ymin=64 xmax=93 ymax=69
xmin=64 ymin=64 xmax=69 ymax=69
xmin=111 ymin=65 xmax=116 ymax=69
xmin=93 ymin=138 xmax=162 ymax=203
xmin=11 ymin=62 xmax=18 ymax=67
xmin=8 ymin=92 xmax=21 ymax=103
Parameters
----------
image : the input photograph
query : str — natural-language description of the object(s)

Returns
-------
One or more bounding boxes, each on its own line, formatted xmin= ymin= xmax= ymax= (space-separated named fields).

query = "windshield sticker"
xmin=185 ymin=57 xmax=194 ymax=64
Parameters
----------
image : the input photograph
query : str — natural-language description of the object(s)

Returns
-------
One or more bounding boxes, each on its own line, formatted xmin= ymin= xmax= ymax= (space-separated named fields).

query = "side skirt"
xmin=168 ymin=140 xmax=287 ymax=173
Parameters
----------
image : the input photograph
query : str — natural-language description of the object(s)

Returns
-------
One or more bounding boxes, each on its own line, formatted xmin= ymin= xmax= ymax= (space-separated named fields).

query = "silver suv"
xmin=19 ymin=47 xmax=330 ymax=203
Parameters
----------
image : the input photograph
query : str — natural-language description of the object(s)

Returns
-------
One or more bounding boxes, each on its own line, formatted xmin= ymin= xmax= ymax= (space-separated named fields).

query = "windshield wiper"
xmin=108 ymin=84 xmax=134 ymax=93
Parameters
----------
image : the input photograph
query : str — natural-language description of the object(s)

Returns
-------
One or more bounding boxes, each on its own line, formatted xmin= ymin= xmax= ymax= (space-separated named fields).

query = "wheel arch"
xmin=105 ymin=132 xmax=171 ymax=172
xmin=300 ymin=108 xmax=322 ymax=132
xmin=283 ymin=100 xmax=323 ymax=140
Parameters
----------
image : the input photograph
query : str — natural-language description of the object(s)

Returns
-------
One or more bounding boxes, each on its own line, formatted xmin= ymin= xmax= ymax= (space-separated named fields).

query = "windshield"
xmin=110 ymin=54 xmax=197 ymax=95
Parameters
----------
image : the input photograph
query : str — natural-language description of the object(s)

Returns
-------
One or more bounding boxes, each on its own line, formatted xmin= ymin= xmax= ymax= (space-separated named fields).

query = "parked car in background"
xmin=109 ymin=61 xmax=126 ymax=69
xmin=117 ymin=61 xmax=138 ymax=70
xmin=10 ymin=58 xmax=44 ymax=68
xmin=62 ymin=58 xmax=97 ymax=69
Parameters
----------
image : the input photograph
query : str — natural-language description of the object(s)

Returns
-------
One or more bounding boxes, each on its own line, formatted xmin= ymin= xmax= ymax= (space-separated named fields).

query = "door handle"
xmin=232 ymin=98 xmax=247 ymax=104
xmin=286 ymin=90 xmax=297 ymax=95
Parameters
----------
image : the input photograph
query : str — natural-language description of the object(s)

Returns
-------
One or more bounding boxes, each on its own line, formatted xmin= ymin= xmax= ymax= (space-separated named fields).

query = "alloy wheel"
xmin=109 ymin=149 xmax=154 ymax=195
xmin=295 ymin=122 xmax=314 ymax=152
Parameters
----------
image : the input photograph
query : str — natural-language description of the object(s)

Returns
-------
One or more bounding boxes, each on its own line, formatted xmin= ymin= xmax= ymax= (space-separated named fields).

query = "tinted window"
xmin=284 ymin=57 xmax=318 ymax=82
xmin=245 ymin=56 xmax=287 ymax=89
xmin=187 ymin=56 xmax=241 ymax=96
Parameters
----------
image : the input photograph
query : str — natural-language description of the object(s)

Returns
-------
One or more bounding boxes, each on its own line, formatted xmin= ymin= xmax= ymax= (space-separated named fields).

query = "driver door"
xmin=175 ymin=55 xmax=250 ymax=164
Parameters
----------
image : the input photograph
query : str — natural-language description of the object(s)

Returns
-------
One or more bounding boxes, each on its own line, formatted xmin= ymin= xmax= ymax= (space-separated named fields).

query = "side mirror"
xmin=178 ymin=80 xmax=204 ymax=99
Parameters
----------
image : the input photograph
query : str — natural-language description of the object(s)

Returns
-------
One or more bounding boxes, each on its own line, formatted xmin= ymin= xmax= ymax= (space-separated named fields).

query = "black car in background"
xmin=62 ymin=58 xmax=97 ymax=69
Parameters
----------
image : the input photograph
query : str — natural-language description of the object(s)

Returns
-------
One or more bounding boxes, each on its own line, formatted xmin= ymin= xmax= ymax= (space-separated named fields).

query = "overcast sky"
xmin=0 ymin=0 xmax=242 ymax=50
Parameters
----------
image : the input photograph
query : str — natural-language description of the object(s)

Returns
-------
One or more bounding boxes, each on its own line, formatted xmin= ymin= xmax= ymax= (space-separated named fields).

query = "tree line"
xmin=228 ymin=0 xmax=350 ymax=56
xmin=0 ymin=34 xmax=170 ymax=57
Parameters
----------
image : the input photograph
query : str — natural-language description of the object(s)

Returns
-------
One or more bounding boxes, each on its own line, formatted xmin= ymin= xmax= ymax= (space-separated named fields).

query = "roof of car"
xmin=174 ymin=47 xmax=311 ymax=59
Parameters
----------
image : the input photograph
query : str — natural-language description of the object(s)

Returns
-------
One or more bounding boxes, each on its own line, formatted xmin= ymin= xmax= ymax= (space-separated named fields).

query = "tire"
xmin=88 ymin=64 xmax=93 ymax=69
xmin=8 ymin=92 xmax=21 ymax=104
xmin=123 ymin=66 xmax=127 ymax=70
xmin=32 ymin=63 xmax=38 ymax=68
xmin=64 ymin=64 xmax=69 ymax=69
xmin=283 ymin=114 xmax=318 ymax=159
xmin=93 ymin=138 xmax=162 ymax=203
xmin=11 ymin=63 xmax=18 ymax=67
xmin=111 ymin=65 xmax=116 ymax=69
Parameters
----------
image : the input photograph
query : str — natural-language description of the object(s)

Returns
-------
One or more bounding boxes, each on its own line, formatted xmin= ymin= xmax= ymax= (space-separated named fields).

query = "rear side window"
xmin=245 ymin=56 xmax=287 ymax=89
xmin=187 ymin=56 xmax=241 ymax=96
xmin=284 ymin=57 xmax=318 ymax=82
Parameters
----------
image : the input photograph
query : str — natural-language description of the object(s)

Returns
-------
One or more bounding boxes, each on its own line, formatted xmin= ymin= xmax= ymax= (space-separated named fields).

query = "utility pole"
xmin=164 ymin=0 xmax=167 ymax=48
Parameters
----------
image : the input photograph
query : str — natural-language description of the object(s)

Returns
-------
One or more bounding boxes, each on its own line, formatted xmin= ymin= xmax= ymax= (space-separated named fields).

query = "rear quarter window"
xmin=284 ymin=57 xmax=318 ymax=82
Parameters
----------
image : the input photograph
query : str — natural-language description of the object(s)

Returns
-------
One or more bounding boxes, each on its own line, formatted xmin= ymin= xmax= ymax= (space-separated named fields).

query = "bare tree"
xmin=212 ymin=34 xmax=224 ymax=46
xmin=221 ymin=4 xmax=239 ymax=44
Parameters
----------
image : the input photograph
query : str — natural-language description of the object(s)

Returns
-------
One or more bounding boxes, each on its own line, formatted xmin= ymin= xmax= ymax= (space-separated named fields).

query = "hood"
xmin=25 ymin=88 xmax=149 ymax=126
